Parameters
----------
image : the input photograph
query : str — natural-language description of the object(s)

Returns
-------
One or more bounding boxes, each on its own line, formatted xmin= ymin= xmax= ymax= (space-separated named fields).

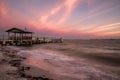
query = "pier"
xmin=0 ymin=27 xmax=63 ymax=46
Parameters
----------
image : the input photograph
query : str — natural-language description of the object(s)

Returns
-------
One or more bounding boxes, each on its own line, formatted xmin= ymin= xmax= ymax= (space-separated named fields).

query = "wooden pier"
xmin=0 ymin=27 xmax=63 ymax=46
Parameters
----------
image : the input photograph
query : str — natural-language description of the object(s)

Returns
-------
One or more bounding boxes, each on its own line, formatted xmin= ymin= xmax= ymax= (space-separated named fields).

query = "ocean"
xmin=11 ymin=39 xmax=120 ymax=80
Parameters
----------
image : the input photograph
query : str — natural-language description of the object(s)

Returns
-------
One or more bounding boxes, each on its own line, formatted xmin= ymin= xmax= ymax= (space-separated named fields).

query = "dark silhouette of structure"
xmin=0 ymin=27 xmax=63 ymax=46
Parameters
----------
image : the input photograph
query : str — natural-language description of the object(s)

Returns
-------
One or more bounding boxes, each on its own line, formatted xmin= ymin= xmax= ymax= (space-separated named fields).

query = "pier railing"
xmin=0 ymin=34 xmax=63 ymax=46
xmin=0 ymin=27 xmax=63 ymax=46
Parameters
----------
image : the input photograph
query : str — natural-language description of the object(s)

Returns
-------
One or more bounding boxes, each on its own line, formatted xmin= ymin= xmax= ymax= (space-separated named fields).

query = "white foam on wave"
xmin=18 ymin=48 xmax=74 ymax=61
xmin=17 ymin=48 xmax=119 ymax=80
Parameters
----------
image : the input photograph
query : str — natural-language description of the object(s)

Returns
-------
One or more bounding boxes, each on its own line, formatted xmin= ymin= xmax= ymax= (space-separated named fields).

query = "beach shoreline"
xmin=0 ymin=39 xmax=120 ymax=80
xmin=0 ymin=46 xmax=53 ymax=80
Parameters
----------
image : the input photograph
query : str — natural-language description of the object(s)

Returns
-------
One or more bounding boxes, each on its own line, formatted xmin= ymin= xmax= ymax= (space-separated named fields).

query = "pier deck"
xmin=0 ymin=27 xmax=63 ymax=46
xmin=0 ymin=38 xmax=63 ymax=46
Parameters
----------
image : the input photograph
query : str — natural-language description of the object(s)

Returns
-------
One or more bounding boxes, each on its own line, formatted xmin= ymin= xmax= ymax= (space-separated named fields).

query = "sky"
xmin=0 ymin=0 xmax=120 ymax=39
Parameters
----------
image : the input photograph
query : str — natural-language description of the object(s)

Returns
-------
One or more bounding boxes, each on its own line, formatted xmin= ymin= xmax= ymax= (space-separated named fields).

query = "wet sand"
xmin=0 ymin=39 xmax=120 ymax=80
xmin=0 ymin=46 xmax=53 ymax=80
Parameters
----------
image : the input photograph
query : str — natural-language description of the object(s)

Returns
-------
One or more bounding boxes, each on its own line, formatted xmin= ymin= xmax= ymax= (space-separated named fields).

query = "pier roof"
xmin=6 ymin=27 xmax=33 ymax=34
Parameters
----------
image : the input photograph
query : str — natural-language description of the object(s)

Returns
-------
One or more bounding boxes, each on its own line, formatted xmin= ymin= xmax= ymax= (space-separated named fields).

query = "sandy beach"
xmin=0 ymin=39 xmax=120 ymax=80
xmin=0 ymin=46 xmax=53 ymax=80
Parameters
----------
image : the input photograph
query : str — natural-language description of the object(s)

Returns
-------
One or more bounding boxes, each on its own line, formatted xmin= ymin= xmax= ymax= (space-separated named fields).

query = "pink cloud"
xmin=38 ymin=0 xmax=81 ymax=25
xmin=89 ymin=0 xmax=115 ymax=14
xmin=56 ymin=0 xmax=80 ymax=25
xmin=87 ymin=22 xmax=120 ymax=33
xmin=0 ymin=2 xmax=8 ymax=18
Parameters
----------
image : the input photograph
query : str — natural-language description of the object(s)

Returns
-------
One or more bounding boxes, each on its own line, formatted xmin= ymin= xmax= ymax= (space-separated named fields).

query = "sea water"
xmin=14 ymin=39 xmax=120 ymax=80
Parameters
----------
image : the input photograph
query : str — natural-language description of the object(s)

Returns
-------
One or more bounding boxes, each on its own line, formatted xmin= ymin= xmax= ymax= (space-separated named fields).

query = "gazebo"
xmin=5 ymin=27 xmax=33 ymax=45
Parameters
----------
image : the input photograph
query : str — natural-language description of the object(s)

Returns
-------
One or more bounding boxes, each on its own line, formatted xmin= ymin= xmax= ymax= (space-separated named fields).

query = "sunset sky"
xmin=0 ymin=0 xmax=120 ymax=39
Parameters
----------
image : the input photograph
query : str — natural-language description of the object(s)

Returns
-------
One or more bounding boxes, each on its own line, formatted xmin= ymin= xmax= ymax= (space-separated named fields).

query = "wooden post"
xmin=21 ymin=33 xmax=23 ymax=41
xmin=2 ymin=33 xmax=5 ymax=45
xmin=3 ymin=33 xmax=4 ymax=41
xmin=8 ymin=32 xmax=10 ymax=40
xmin=25 ymin=33 xmax=26 ymax=40
xmin=31 ymin=33 xmax=33 ymax=40
xmin=14 ymin=33 xmax=16 ymax=40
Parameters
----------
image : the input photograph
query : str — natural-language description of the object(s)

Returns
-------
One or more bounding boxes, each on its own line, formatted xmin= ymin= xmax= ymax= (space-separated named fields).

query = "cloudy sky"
xmin=0 ymin=0 xmax=120 ymax=39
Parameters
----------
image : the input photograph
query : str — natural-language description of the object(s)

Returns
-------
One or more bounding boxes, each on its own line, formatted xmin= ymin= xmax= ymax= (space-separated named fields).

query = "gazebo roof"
xmin=6 ymin=27 xmax=33 ymax=34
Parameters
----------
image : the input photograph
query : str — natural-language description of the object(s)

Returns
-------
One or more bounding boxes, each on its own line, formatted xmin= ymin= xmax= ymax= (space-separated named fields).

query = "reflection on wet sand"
xmin=0 ymin=39 xmax=120 ymax=80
